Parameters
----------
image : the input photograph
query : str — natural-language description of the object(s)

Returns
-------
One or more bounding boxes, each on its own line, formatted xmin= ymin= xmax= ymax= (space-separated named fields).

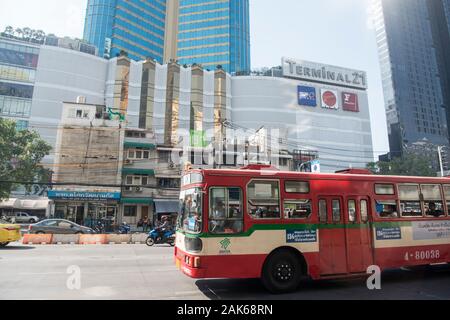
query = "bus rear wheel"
xmin=261 ymin=250 xmax=302 ymax=294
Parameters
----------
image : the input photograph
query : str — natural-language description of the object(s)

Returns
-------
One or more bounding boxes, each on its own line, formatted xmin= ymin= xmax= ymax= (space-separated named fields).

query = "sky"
xmin=0 ymin=0 xmax=389 ymax=157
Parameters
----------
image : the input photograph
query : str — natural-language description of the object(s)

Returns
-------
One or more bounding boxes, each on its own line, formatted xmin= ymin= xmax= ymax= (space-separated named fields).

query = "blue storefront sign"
xmin=376 ymin=227 xmax=402 ymax=240
xmin=298 ymin=86 xmax=317 ymax=107
xmin=286 ymin=229 xmax=317 ymax=243
xmin=48 ymin=190 xmax=121 ymax=201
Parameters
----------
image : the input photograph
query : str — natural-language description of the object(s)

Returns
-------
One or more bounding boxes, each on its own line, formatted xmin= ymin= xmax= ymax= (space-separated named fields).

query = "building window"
xmin=127 ymin=149 xmax=150 ymax=160
xmin=0 ymin=81 xmax=34 ymax=98
xmin=125 ymin=175 xmax=150 ymax=186
xmin=124 ymin=206 xmax=137 ymax=217
xmin=0 ymin=96 xmax=32 ymax=117
xmin=158 ymin=178 xmax=180 ymax=189
xmin=15 ymin=120 xmax=28 ymax=131
xmin=125 ymin=131 xmax=145 ymax=138
xmin=158 ymin=150 xmax=170 ymax=163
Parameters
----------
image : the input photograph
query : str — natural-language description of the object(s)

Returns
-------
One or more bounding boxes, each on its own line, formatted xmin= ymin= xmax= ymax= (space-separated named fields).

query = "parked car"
xmin=9 ymin=212 xmax=40 ymax=224
xmin=0 ymin=218 xmax=21 ymax=247
xmin=29 ymin=219 xmax=95 ymax=234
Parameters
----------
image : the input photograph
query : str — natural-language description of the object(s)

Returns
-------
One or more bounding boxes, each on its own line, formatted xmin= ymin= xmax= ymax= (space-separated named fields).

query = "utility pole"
xmin=438 ymin=146 xmax=445 ymax=177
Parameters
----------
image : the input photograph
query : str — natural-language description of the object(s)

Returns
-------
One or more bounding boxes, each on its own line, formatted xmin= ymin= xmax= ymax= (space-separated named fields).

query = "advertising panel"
xmin=342 ymin=92 xmax=359 ymax=112
xmin=321 ymin=89 xmax=339 ymax=109
xmin=297 ymin=85 xmax=317 ymax=107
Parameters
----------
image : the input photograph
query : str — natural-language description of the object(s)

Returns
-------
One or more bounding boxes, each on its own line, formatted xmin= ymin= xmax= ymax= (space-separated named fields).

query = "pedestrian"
xmin=137 ymin=218 xmax=144 ymax=231
xmin=143 ymin=216 xmax=149 ymax=232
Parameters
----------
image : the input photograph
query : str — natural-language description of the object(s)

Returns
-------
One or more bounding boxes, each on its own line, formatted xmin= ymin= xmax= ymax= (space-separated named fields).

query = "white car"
xmin=9 ymin=212 xmax=40 ymax=224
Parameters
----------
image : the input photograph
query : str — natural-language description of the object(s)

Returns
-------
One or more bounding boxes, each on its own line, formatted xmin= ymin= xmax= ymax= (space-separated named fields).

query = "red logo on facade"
xmin=342 ymin=92 xmax=359 ymax=112
xmin=321 ymin=89 xmax=338 ymax=109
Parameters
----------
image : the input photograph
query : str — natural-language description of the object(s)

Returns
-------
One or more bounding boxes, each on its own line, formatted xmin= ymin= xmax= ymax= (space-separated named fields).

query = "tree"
xmin=0 ymin=118 xmax=52 ymax=200
xmin=367 ymin=153 xmax=436 ymax=177
xmin=4 ymin=26 xmax=14 ymax=37
xmin=22 ymin=27 xmax=32 ymax=40
xmin=14 ymin=28 xmax=23 ymax=39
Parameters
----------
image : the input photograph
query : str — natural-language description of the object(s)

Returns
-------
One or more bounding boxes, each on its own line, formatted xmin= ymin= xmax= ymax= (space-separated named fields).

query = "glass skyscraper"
xmin=176 ymin=0 xmax=251 ymax=74
xmin=83 ymin=0 xmax=167 ymax=62
xmin=373 ymin=0 xmax=450 ymax=158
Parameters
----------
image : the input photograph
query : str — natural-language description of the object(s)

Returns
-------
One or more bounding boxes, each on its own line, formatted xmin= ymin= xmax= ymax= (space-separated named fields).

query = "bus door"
xmin=318 ymin=196 xmax=347 ymax=276
xmin=345 ymin=197 xmax=374 ymax=274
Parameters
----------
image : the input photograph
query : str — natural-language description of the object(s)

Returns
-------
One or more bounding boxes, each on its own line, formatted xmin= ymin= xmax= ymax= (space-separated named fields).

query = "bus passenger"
xmin=426 ymin=202 xmax=443 ymax=218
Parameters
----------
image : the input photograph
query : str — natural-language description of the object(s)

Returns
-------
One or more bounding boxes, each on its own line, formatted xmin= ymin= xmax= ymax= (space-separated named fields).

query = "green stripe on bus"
xmin=181 ymin=221 xmax=412 ymax=239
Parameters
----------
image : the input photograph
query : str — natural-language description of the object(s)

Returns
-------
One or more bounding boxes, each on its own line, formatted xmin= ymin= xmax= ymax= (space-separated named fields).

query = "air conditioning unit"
xmin=135 ymin=187 xmax=143 ymax=193
xmin=124 ymin=159 xmax=133 ymax=165
xmin=124 ymin=186 xmax=133 ymax=192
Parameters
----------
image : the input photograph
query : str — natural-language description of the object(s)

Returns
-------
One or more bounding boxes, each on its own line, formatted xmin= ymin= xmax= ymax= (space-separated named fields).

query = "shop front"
xmin=48 ymin=190 xmax=121 ymax=230
xmin=153 ymin=199 xmax=180 ymax=226
xmin=120 ymin=198 xmax=153 ymax=227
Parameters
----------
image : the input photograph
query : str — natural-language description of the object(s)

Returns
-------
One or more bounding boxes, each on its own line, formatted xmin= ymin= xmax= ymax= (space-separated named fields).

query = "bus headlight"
xmin=185 ymin=237 xmax=203 ymax=253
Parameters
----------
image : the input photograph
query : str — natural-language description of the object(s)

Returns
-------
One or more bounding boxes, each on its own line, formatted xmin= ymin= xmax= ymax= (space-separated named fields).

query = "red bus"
xmin=174 ymin=165 xmax=450 ymax=293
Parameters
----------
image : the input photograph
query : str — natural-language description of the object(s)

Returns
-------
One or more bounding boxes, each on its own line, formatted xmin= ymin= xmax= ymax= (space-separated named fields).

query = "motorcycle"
xmin=118 ymin=222 xmax=131 ymax=234
xmin=92 ymin=221 xmax=105 ymax=234
xmin=146 ymin=228 xmax=175 ymax=247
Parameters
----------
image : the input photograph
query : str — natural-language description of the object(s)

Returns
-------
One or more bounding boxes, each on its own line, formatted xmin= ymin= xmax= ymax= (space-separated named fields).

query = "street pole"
xmin=438 ymin=146 xmax=445 ymax=177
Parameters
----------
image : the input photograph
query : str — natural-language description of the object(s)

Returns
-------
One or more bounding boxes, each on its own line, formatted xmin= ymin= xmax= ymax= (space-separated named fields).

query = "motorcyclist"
xmin=156 ymin=216 xmax=172 ymax=241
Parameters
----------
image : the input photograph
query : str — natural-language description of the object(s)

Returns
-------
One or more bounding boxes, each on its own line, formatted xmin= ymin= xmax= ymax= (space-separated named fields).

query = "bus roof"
xmin=191 ymin=165 xmax=450 ymax=184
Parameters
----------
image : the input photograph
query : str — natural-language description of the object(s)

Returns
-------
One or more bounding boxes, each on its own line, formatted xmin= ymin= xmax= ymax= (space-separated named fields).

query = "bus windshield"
xmin=179 ymin=188 xmax=202 ymax=234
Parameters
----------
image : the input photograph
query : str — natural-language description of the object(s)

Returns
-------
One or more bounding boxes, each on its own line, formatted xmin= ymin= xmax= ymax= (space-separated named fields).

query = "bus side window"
xmin=284 ymin=200 xmax=312 ymax=219
xmin=332 ymin=200 xmax=341 ymax=223
xmin=209 ymin=187 xmax=243 ymax=234
xmin=319 ymin=200 xmax=327 ymax=223
xmin=247 ymin=180 xmax=281 ymax=219
xmin=376 ymin=201 xmax=399 ymax=218
xmin=398 ymin=184 xmax=422 ymax=217
xmin=361 ymin=200 xmax=369 ymax=223
xmin=421 ymin=185 xmax=444 ymax=218
xmin=348 ymin=200 xmax=356 ymax=223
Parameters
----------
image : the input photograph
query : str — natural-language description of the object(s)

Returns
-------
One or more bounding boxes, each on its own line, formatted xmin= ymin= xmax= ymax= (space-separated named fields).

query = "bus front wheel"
xmin=261 ymin=249 xmax=303 ymax=294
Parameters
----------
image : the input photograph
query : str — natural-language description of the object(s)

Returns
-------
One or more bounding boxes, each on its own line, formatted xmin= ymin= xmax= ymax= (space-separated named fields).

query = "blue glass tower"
xmin=176 ymin=0 xmax=251 ymax=74
xmin=83 ymin=0 xmax=167 ymax=62
xmin=374 ymin=0 xmax=450 ymax=157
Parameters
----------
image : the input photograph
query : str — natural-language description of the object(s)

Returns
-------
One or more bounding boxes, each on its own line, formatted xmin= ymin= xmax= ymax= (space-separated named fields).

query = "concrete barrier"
xmin=131 ymin=233 xmax=148 ymax=244
xmin=106 ymin=234 xmax=132 ymax=244
xmin=22 ymin=234 xmax=53 ymax=245
xmin=52 ymin=234 xmax=79 ymax=245
xmin=79 ymin=234 xmax=107 ymax=245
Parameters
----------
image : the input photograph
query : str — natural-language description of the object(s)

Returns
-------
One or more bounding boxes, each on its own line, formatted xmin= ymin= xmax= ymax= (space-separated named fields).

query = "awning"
xmin=122 ymin=168 xmax=155 ymax=176
xmin=154 ymin=199 xmax=180 ymax=214
xmin=0 ymin=198 xmax=50 ymax=210
xmin=124 ymin=142 xmax=156 ymax=149
xmin=121 ymin=198 xmax=153 ymax=205
xmin=0 ymin=199 xmax=16 ymax=208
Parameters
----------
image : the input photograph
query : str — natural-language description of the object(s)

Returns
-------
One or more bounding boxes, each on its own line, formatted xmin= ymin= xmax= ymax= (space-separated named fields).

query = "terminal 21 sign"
xmin=283 ymin=57 xmax=367 ymax=90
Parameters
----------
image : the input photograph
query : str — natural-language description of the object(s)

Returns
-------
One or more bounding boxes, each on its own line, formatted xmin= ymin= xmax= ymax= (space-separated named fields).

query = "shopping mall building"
xmin=0 ymin=35 xmax=374 ymax=225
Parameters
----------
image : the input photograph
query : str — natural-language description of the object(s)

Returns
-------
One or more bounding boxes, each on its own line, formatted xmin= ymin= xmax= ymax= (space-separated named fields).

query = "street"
xmin=0 ymin=243 xmax=450 ymax=300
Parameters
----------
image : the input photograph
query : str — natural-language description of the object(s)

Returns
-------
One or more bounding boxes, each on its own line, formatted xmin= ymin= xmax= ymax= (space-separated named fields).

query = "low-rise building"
xmin=50 ymin=101 xmax=124 ymax=228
